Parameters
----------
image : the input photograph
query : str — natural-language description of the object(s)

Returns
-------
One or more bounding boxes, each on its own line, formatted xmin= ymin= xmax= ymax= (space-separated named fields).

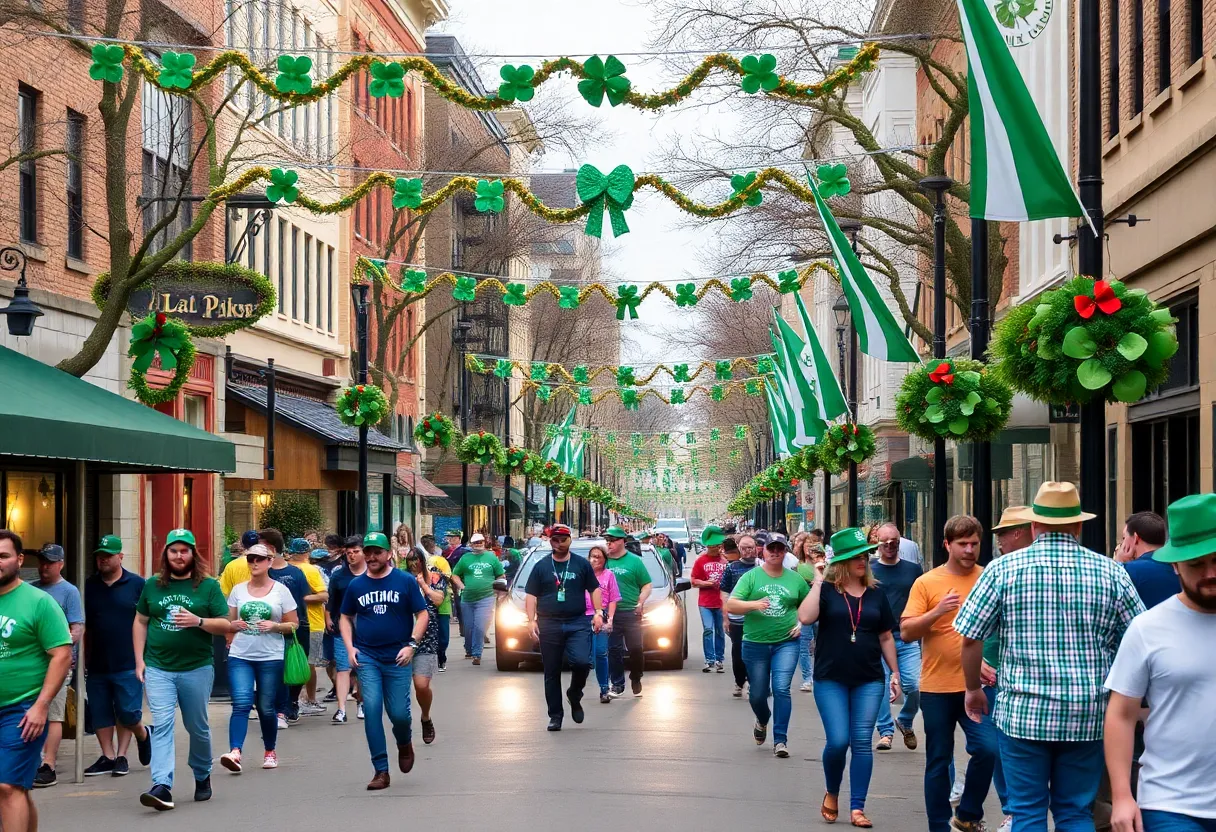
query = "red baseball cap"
xmin=549 ymin=524 xmax=572 ymax=537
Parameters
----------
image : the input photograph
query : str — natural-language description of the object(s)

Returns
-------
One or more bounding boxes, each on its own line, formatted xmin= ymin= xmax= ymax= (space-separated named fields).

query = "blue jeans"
xmin=591 ymin=629 xmax=610 ymax=693
xmin=815 ymin=679 xmax=886 ymax=811
xmin=85 ymin=670 xmax=144 ymax=730
xmin=798 ymin=623 xmax=817 ymax=684
xmin=741 ymin=639 xmax=799 ymax=745
xmin=698 ymin=607 xmax=725 ymax=664
xmin=461 ymin=597 xmax=494 ymax=658
xmin=145 ymin=664 xmax=214 ymax=789
xmin=998 ymin=729 xmax=1105 ymax=832
xmin=921 ymin=691 xmax=998 ymax=830
xmin=987 ymin=687 xmax=1008 ymax=813
xmin=227 ymin=657 xmax=283 ymax=753
xmin=875 ymin=635 xmax=921 ymax=737
xmin=355 ymin=657 xmax=413 ymax=773
xmin=1142 ymin=812 xmax=1216 ymax=832
xmin=437 ymin=613 xmax=450 ymax=665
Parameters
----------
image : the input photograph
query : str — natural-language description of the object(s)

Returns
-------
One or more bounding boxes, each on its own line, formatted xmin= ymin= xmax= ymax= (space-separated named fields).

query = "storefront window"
xmin=4 ymin=472 xmax=59 ymax=552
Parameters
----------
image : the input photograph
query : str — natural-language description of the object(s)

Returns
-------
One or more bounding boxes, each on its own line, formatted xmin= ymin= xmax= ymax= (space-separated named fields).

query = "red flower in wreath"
xmin=1074 ymin=279 xmax=1121 ymax=319
xmin=928 ymin=361 xmax=954 ymax=385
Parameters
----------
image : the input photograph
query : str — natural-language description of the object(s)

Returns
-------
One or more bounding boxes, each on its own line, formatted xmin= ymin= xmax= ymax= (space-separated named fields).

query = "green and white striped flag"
xmin=956 ymin=0 xmax=1085 ymax=221
xmin=809 ymin=175 xmax=921 ymax=363
xmin=790 ymin=292 xmax=849 ymax=422
xmin=542 ymin=405 xmax=584 ymax=475
xmin=770 ymin=323 xmax=826 ymax=448
xmin=763 ymin=375 xmax=796 ymax=458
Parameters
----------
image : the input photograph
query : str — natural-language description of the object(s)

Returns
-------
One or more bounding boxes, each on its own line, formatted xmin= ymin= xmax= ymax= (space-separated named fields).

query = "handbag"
xmin=283 ymin=630 xmax=311 ymax=685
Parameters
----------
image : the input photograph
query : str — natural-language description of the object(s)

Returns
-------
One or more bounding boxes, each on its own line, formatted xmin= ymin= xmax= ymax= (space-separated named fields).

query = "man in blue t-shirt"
xmin=339 ymin=532 xmax=428 ymax=792
xmin=1118 ymin=511 xmax=1178 ymax=608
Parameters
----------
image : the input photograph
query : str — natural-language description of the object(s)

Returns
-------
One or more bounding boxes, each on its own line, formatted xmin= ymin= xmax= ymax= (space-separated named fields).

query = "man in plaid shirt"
xmin=954 ymin=482 xmax=1144 ymax=832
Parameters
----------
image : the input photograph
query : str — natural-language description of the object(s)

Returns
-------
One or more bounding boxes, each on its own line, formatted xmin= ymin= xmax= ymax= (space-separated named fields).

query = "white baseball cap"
xmin=469 ymin=533 xmax=486 ymax=544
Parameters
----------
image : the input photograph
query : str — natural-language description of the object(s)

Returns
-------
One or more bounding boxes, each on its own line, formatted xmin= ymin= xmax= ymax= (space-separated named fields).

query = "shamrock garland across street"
xmin=466 ymin=354 xmax=774 ymax=386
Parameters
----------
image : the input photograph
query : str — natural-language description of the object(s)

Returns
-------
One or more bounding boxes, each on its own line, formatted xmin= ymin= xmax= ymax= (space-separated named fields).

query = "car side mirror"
xmin=492 ymin=578 xmax=508 ymax=592
xmin=675 ymin=577 xmax=692 ymax=593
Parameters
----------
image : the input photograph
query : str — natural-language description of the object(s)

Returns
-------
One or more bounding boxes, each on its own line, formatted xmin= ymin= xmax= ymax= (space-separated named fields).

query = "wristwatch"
xmin=407 ymin=638 xmax=419 ymax=649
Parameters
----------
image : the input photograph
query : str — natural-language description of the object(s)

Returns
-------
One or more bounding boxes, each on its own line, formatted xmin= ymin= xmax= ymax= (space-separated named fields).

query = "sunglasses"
xmin=247 ymin=555 xmax=271 ymax=563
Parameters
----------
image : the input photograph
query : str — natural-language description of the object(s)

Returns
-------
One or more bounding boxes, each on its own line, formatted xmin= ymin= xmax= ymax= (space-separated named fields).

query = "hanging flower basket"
xmin=456 ymin=431 xmax=504 ymax=466
xmin=895 ymin=358 xmax=1013 ymax=443
xmin=816 ymin=423 xmax=877 ymax=475
xmin=413 ymin=411 xmax=457 ymax=448
xmin=336 ymin=383 xmax=389 ymax=427
xmin=494 ymin=446 xmax=539 ymax=477
xmin=990 ymin=276 xmax=1178 ymax=405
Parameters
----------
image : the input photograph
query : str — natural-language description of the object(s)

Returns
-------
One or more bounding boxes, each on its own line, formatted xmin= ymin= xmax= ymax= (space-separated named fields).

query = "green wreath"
xmin=127 ymin=313 xmax=196 ymax=405
xmin=990 ymin=277 xmax=1178 ymax=405
xmin=816 ymin=423 xmax=877 ymax=475
xmin=336 ymin=384 xmax=389 ymax=427
xmin=896 ymin=358 xmax=1013 ymax=443
xmin=413 ymin=411 xmax=458 ymax=448
xmin=456 ymin=431 xmax=504 ymax=466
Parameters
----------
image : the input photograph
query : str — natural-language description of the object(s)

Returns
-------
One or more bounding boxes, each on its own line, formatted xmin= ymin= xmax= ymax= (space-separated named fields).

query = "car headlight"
xmin=498 ymin=604 xmax=529 ymax=628
xmin=643 ymin=601 xmax=677 ymax=627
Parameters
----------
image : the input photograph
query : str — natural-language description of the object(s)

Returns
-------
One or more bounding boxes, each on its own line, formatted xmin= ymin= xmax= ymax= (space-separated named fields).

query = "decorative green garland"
xmin=494 ymin=446 xmax=541 ymax=477
xmin=335 ymin=384 xmax=389 ymax=427
xmin=127 ymin=313 xmax=197 ymax=405
xmin=816 ymin=423 xmax=878 ymax=475
xmin=726 ymin=446 xmax=820 ymax=515
xmin=413 ymin=411 xmax=458 ymax=449
xmin=895 ymin=359 xmax=1013 ymax=443
xmin=990 ymin=277 xmax=1178 ymax=405
xmin=456 ymin=431 xmax=505 ymax=466
xmin=471 ymin=354 xmax=772 ymax=385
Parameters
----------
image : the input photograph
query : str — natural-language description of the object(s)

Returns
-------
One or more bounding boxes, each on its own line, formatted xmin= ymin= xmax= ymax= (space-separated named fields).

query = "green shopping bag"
xmin=283 ymin=631 xmax=311 ymax=685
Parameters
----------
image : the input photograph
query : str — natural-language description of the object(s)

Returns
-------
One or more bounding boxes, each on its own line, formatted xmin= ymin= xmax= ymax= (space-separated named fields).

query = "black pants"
xmin=539 ymin=618 xmax=593 ymax=719
xmin=607 ymin=608 xmax=644 ymax=689
xmin=728 ymin=622 xmax=748 ymax=687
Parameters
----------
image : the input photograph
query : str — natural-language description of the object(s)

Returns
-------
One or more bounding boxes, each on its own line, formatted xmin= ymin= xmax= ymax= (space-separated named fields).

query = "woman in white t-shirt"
xmin=219 ymin=543 xmax=298 ymax=773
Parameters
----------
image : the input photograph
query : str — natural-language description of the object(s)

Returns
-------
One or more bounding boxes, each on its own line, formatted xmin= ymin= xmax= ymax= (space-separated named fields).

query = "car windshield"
xmin=654 ymin=520 xmax=685 ymax=531
xmin=512 ymin=541 xmax=669 ymax=592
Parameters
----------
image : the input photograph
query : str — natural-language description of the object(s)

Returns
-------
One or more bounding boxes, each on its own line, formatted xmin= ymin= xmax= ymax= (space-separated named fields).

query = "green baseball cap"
xmin=827 ymin=527 xmax=877 ymax=564
xmin=701 ymin=524 xmax=727 ymax=547
xmin=94 ymin=535 xmax=123 ymax=555
xmin=363 ymin=531 xmax=391 ymax=551
xmin=165 ymin=528 xmax=196 ymax=548
xmin=604 ymin=526 xmax=628 ymax=540
xmin=1153 ymin=493 xmax=1216 ymax=563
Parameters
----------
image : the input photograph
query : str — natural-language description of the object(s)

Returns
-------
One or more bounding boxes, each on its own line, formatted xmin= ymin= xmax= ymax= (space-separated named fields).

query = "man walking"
xmin=82 ymin=536 xmax=151 ymax=777
xmin=29 ymin=543 xmax=84 ymax=788
xmin=287 ymin=538 xmax=329 ymax=715
xmin=604 ymin=526 xmax=652 ymax=698
xmin=871 ymin=522 xmax=924 ymax=751
xmin=451 ymin=533 xmax=503 ymax=666
xmin=1117 ymin=512 xmax=1178 ymax=609
xmin=523 ymin=524 xmax=602 ymax=731
xmin=326 ymin=537 xmax=365 ymax=724
xmin=690 ymin=525 xmax=728 ymax=673
xmin=1104 ymin=493 xmax=1216 ymax=832
xmin=901 ymin=516 xmax=997 ymax=832
xmin=955 ymin=483 xmax=1144 ymax=832
xmin=720 ymin=534 xmax=758 ymax=697
xmin=0 ymin=530 xmax=71 ymax=832
xmin=339 ymin=532 xmax=429 ymax=791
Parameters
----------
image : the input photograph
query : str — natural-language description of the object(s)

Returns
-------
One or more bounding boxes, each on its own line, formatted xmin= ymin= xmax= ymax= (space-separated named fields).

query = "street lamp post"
xmin=832 ymin=295 xmax=858 ymax=528
xmin=837 ymin=219 xmax=862 ymax=527
xmin=971 ymin=219 xmax=994 ymax=564
xmin=352 ymin=284 xmax=370 ymax=535
xmin=454 ymin=316 xmax=474 ymax=535
xmin=920 ymin=175 xmax=953 ymax=566
xmin=0 ymin=247 xmax=44 ymax=336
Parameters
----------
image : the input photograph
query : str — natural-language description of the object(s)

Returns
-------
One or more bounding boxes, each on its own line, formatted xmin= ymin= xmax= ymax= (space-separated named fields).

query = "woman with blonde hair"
xmin=393 ymin=525 xmax=415 ymax=566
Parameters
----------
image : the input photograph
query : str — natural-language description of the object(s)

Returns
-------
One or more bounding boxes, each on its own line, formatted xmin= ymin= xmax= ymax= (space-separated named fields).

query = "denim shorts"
xmin=0 ymin=700 xmax=48 ymax=789
xmin=333 ymin=636 xmax=351 ymax=673
xmin=323 ymin=631 xmax=335 ymax=663
xmin=85 ymin=670 xmax=144 ymax=730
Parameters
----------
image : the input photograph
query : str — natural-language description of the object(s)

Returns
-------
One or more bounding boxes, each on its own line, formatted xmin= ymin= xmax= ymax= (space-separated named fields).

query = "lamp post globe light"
xmin=0 ymin=247 xmax=44 ymax=336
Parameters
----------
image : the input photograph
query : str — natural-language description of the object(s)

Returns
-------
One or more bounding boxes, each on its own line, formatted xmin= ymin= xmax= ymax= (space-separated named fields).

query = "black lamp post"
xmin=836 ymin=219 xmax=862 ymax=527
xmin=832 ymin=293 xmax=859 ymax=527
xmin=453 ymin=316 xmax=474 ymax=536
xmin=920 ymin=175 xmax=953 ymax=566
xmin=0 ymin=247 xmax=43 ymax=336
xmin=352 ymin=284 xmax=370 ymax=535
xmin=971 ymin=219 xmax=994 ymax=564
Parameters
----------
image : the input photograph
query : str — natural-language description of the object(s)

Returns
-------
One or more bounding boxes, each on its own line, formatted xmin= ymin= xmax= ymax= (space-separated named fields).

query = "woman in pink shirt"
xmin=585 ymin=546 xmax=620 ymax=704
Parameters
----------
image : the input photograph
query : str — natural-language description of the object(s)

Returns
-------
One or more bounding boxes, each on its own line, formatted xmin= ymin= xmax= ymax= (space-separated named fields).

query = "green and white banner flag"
xmin=790 ymin=291 xmax=849 ymax=422
xmin=957 ymin=0 xmax=1085 ymax=221
xmin=809 ymin=175 xmax=921 ymax=363
xmin=769 ymin=322 xmax=826 ymax=448
xmin=542 ymin=405 xmax=584 ymax=475
xmin=763 ymin=375 xmax=796 ymax=458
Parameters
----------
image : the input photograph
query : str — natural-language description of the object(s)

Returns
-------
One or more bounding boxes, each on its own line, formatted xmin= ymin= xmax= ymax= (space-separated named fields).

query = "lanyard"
xmin=552 ymin=557 xmax=570 ymax=591
xmin=843 ymin=591 xmax=864 ymax=643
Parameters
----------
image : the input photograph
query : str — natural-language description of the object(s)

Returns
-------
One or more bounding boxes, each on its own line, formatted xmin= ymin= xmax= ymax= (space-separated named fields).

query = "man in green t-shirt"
xmin=133 ymin=530 xmax=230 ymax=813
xmin=603 ymin=527 xmax=652 ymax=698
xmin=451 ymin=534 xmax=504 ymax=665
xmin=0 ymin=529 xmax=72 ymax=828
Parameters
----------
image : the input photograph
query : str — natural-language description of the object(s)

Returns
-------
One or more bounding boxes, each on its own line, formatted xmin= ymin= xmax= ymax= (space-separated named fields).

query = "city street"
xmin=37 ymin=624 xmax=1001 ymax=831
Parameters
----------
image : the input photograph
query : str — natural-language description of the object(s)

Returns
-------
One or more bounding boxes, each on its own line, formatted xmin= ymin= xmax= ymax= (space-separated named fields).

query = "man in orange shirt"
xmin=901 ymin=515 xmax=997 ymax=832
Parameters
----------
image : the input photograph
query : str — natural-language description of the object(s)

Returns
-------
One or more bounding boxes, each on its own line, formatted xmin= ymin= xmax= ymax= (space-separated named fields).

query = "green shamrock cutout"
xmin=673 ymin=364 xmax=691 ymax=383
xmin=265 ymin=168 xmax=299 ymax=204
xmin=675 ymin=283 xmax=698 ymax=307
xmin=530 ymin=362 xmax=549 ymax=381
xmin=536 ymin=386 xmax=553 ymax=403
xmin=777 ymin=269 xmax=800 ymax=293
xmin=89 ymin=44 xmax=125 ymax=83
xmin=711 ymin=385 xmax=726 ymax=401
xmin=452 ymin=276 xmax=477 ymax=303
xmin=816 ymin=163 xmax=851 ymax=199
xmin=715 ymin=360 xmax=733 ymax=381
xmin=756 ymin=355 xmax=774 ymax=375
xmin=578 ymin=387 xmax=593 ymax=405
xmin=503 ymin=283 xmax=527 ymax=306
xmin=275 ymin=55 xmax=313 ymax=95
xmin=617 ymin=366 xmax=636 ymax=387
xmin=158 ymin=51 xmax=196 ymax=90
xmin=730 ymin=171 xmax=763 ymax=206
xmin=730 ymin=277 xmax=753 ymax=302
xmin=401 ymin=269 xmax=427 ymax=293
xmin=392 ymin=177 xmax=423 ymax=210
xmin=735 ymin=425 xmax=748 ymax=440
xmin=369 ymin=61 xmax=405 ymax=98
xmin=670 ymin=388 xmax=685 ymax=405
xmin=572 ymin=365 xmax=590 ymax=384
xmin=621 ymin=389 xmax=640 ymax=410
xmin=474 ymin=180 xmax=505 ymax=213
xmin=745 ymin=379 xmax=762 ymax=396
xmin=493 ymin=359 xmax=513 ymax=379
xmin=578 ymin=55 xmax=630 ymax=107
xmin=615 ymin=285 xmax=641 ymax=320
xmin=740 ymin=54 xmax=780 ymax=94
xmin=710 ymin=428 xmax=721 ymax=442
xmin=497 ymin=64 xmax=536 ymax=102
xmin=558 ymin=286 xmax=581 ymax=309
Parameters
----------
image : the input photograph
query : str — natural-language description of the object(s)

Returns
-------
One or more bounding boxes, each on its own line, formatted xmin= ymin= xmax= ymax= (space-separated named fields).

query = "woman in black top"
xmin=798 ymin=527 xmax=901 ymax=828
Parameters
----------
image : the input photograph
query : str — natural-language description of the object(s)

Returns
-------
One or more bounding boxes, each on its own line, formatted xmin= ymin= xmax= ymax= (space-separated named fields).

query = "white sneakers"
xmin=219 ymin=750 xmax=242 ymax=773
xmin=262 ymin=751 xmax=277 ymax=769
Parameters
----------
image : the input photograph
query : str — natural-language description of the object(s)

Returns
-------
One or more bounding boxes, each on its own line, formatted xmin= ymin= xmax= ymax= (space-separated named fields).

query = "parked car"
xmin=492 ymin=540 xmax=691 ymax=671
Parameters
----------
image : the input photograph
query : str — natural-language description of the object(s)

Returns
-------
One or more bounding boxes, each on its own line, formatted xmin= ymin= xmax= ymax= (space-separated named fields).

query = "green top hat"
xmin=1153 ymin=493 xmax=1216 ymax=563
xmin=700 ymin=525 xmax=726 ymax=547
xmin=604 ymin=526 xmax=628 ymax=540
xmin=94 ymin=535 xmax=123 ymax=555
xmin=828 ymin=527 xmax=877 ymax=564
xmin=363 ymin=532 xmax=391 ymax=551
xmin=165 ymin=529 xmax=196 ymax=548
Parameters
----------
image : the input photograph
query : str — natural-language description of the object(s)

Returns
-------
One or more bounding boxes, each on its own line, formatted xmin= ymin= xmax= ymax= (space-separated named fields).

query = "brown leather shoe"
xmin=397 ymin=742 xmax=415 ymax=774
xmin=366 ymin=771 xmax=390 ymax=791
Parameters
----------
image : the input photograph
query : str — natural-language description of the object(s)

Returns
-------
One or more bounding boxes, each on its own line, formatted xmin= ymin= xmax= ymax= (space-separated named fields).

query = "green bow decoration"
xmin=740 ymin=53 xmax=781 ymax=94
xmin=730 ymin=277 xmax=754 ymax=302
xmin=129 ymin=313 xmax=188 ymax=373
xmin=265 ymin=168 xmax=299 ymax=204
xmin=735 ymin=425 xmax=748 ymax=440
xmin=530 ymin=362 xmax=550 ymax=381
xmin=558 ymin=286 xmax=581 ymax=309
xmin=621 ymin=389 xmax=640 ymax=410
xmin=536 ymin=386 xmax=553 ymax=403
xmin=158 ymin=51 xmax=196 ymax=89
xmin=777 ymin=269 xmax=800 ymax=294
xmin=475 ymin=180 xmax=505 ymax=213
xmin=503 ymin=283 xmax=528 ymax=306
xmin=659 ymin=433 xmax=670 ymax=445
xmin=274 ymin=55 xmax=313 ymax=94
xmin=576 ymin=164 xmax=635 ymax=239
xmin=578 ymin=55 xmax=630 ymax=107
xmin=745 ymin=379 xmax=762 ymax=396
xmin=401 ymin=269 xmax=427 ymax=293
xmin=572 ymin=365 xmax=590 ymax=384
xmin=670 ymin=388 xmax=685 ymax=404
xmin=756 ymin=355 xmax=775 ymax=374
xmin=578 ymin=386 xmax=593 ymax=405
xmin=369 ymin=61 xmax=406 ymax=98
xmin=673 ymin=364 xmax=691 ymax=383
xmin=686 ymin=432 xmax=696 ymax=444
xmin=392 ymin=177 xmax=423 ymax=210
xmin=493 ymin=359 xmax=513 ymax=379
xmin=615 ymin=285 xmax=641 ymax=320
xmin=469 ymin=356 xmax=487 ymax=374
xmin=730 ymin=171 xmax=763 ymax=206
xmin=90 ymin=43 xmax=125 ymax=83
xmin=674 ymin=283 xmax=698 ymax=307
xmin=497 ymin=64 xmax=536 ymax=102
xmin=816 ymin=163 xmax=851 ymax=199
xmin=617 ymin=366 xmax=636 ymax=387
xmin=452 ymin=276 xmax=477 ymax=303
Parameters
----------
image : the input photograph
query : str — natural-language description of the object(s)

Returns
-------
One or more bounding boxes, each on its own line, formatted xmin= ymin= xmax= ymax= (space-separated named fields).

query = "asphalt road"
xmin=36 ymin=615 xmax=1002 ymax=831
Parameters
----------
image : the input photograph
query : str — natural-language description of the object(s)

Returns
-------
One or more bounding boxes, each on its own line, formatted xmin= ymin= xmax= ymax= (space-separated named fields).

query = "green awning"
xmin=0 ymin=345 xmax=235 ymax=472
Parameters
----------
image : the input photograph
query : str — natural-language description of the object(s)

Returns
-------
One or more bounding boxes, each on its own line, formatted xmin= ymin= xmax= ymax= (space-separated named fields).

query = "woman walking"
xmin=798 ymin=528 xmax=901 ymax=828
xmin=402 ymin=550 xmax=446 ymax=744
xmin=794 ymin=539 xmax=823 ymax=693
xmin=219 ymin=544 xmax=299 ymax=773
xmin=585 ymin=546 xmax=620 ymax=704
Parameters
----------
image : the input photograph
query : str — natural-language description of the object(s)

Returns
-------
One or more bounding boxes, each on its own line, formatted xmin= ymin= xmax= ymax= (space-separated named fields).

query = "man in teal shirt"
xmin=604 ymin=527 xmax=652 ymax=698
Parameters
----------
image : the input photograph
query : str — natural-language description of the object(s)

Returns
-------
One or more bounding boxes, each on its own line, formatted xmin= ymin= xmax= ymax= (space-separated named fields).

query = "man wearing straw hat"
xmin=953 ymin=482 xmax=1145 ymax=832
